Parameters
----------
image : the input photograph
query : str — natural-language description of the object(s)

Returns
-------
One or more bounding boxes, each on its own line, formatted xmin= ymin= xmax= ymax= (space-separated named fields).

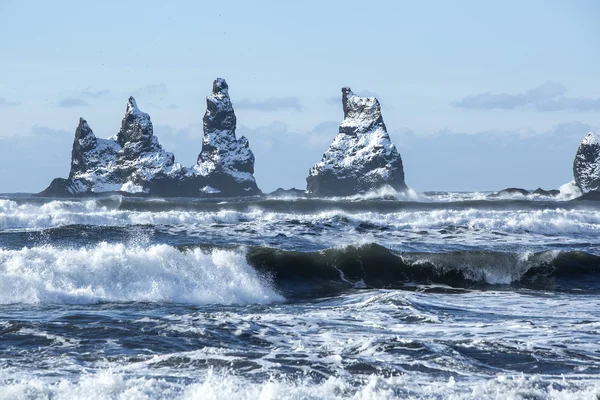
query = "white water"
xmin=0 ymin=243 xmax=282 ymax=305
xmin=2 ymin=290 xmax=599 ymax=399
xmin=1 ymin=199 xmax=600 ymax=238
xmin=1 ymin=369 xmax=598 ymax=400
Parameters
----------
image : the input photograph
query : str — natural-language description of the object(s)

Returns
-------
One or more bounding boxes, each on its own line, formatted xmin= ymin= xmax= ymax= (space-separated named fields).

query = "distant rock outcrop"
xmin=573 ymin=132 xmax=600 ymax=193
xmin=306 ymin=87 xmax=407 ymax=196
xmin=268 ymin=188 xmax=307 ymax=197
xmin=488 ymin=187 xmax=560 ymax=198
xmin=192 ymin=78 xmax=260 ymax=196
xmin=39 ymin=79 xmax=261 ymax=197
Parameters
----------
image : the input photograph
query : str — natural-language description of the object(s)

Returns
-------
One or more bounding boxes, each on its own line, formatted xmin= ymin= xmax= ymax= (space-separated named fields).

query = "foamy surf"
xmin=0 ymin=369 xmax=598 ymax=400
xmin=0 ymin=243 xmax=282 ymax=305
xmin=2 ymin=242 xmax=599 ymax=306
xmin=0 ymin=192 xmax=599 ymax=398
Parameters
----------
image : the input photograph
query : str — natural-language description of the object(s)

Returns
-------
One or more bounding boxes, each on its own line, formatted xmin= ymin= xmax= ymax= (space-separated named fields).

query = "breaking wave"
xmin=242 ymin=243 xmax=600 ymax=293
xmin=1 ymin=242 xmax=599 ymax=305
xmin=0 ymin=243 xmax=282 ymax=305
xmin=2 ymin=198 xmax=600 ymax=239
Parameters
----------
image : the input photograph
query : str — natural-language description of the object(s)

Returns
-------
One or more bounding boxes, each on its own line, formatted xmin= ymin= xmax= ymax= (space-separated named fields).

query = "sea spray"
xmin=0 ymin=243 xmax=283 ymax=304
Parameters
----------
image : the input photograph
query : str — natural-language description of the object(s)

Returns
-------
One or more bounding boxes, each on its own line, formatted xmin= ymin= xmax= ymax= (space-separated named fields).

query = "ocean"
xmin=0 ymin=189 xmax=599 ymax=399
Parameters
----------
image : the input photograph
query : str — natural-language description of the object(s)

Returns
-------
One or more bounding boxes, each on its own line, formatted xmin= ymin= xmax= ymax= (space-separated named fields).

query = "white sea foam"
xmin=0 ymin=243 xmax=282 ymax=305
xmin=1 ymin=199 xmax=599 ymax=239
xmin=0 ymin=364 xmax=598 ymax=400
xmin=1 ymin=289 xmax=599 ymax=399
xmin=557 ymin=180 xmax=583 ymax=200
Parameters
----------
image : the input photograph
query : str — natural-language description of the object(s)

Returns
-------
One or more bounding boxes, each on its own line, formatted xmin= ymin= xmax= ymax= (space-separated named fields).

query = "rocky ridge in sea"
xmin=192 ymin=78 xmax=260 ymax=196
xmin=39 ymin=79 xmax=260 ymax=197
xmin=573 ymin=132 xmax=600 ymax=194
xmin=306 ymin=87 xmax=407 ymax=196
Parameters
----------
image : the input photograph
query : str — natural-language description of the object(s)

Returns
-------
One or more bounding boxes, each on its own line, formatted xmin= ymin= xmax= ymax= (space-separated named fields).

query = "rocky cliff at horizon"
xmin=39 ymin=79 xmax=261 ymax=197
xmin=573 ymin=132 xmax=600 ymax=194
xmin=306 ymin=87 xmax=407 ymax=196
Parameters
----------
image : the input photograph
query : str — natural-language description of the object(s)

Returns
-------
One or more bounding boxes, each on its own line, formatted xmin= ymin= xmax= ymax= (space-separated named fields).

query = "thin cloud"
xmin=454 ymin=82 xmax=600 ymax=112
xmin=30 ymin=125 xmax=72 ymax=140
xmin=236 ymin=97 xmax=303 ymax=112
xmin=132 ymin=83 xmax=168 ymax=99
xmin=59 ymin=97 xmax=88 ymax=108
xmin=81 ymin=89 xmax=111 ymax=98
xmin=0 ymin=97 xmax=20 ymax=107
xmin=536 ymin=97 xmax=600 ymax=112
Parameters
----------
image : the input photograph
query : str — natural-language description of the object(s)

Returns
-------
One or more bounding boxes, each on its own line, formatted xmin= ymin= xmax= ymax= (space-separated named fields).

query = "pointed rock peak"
xmin=306 ymin=86 xmax=404 ymax=196
xmin=117 ymin=96 xmax=152 ymax=147
xmin=341 ymin=86 xmax=381 ymax=120
xmin=126 ymin=96 xmax=141 ymax=114
xmin=212 ymin=78 xmax=229 ymax=96
xmin=123 ymin=96 xmax=150 ymax=125
xmin=78 ymin=117 xmax=91 ymax=130
xmin=582 ymin=132 xmax=600 ymax=146
xmin=341 ymin=86 xmax=354 ymax=100
xmin=205 ymin=78 xmax=234 ymax=123
xmin=75 ymin=117 xmax=95 ymax=140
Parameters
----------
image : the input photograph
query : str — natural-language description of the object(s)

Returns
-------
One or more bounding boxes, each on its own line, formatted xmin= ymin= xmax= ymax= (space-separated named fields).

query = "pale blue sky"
xmin=0 ymin=0 xmax=599 ymax=192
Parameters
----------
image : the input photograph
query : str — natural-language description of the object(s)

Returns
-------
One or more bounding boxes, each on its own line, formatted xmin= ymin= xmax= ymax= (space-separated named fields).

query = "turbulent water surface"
xmin=1 ymin=190 xmax=599 ymax=399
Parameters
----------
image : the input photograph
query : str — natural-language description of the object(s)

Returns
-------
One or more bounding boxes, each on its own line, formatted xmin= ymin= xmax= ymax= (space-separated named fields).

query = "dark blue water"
xmin=0 ymin=192 xmax=599 ymax=399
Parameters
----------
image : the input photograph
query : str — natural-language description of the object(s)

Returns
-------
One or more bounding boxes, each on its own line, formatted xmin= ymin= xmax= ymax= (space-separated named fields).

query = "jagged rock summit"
xmin=306 ymin=87 xmax=407 ymax=196
xmin=39 ymin=80 xmax=261 ymax=197
xmin=192 ymin=78 xmax=260 ymax=196
xmin=573 ymin=132 xmax=600 ymax=193
xmin=40 ymin=98 xmax=184 ymax=196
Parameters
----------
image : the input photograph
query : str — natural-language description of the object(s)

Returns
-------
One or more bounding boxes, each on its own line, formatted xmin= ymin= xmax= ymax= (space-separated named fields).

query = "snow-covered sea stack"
xmin=306 ymin=87 xmax=407 ymax=196
xmin=40 ymin=98 xmax=184 ymax=196
xmin=573 ymin=132 xmax=600 ymax=194
xmin=40 ymin=118 xmax=123 ymax=196
xmin=192 ymin=78 xmax=260 ymax=196
xmin=68 ymin=117 xmax=122 ymax=192
xmin=114 ymin=97 xmax=184 ymax=194
xmin=39 ymin=80 xmax=260 ymax=197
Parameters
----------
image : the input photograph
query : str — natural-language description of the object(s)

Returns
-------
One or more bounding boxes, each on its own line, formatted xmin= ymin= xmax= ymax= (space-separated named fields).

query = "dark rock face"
xmin=306 ymin=87 xmax=407 ymax=196
xmin=192 ymin=78 xmax=260 ymax=196
xmin=113 ymin=97 xmax=182 ymax=191
xmin=40 ymin=100 xmax=181 ymax=196
xmin=489 ymin=187 xmax=560 ymax=198
xmin=39 ymin=80 xmax=261 ymax=198
xmin=70 ymin=118 xmax=99 ymax=178
xmin=573 ymin=133 xmax=600 ymax=193
xmin=573 ymin=190 xmax=600 ymax=201
xmin=69 ymin=118 xmax=122 ymax=192
xmin=38 ymin=178 xmax=75 ymax=197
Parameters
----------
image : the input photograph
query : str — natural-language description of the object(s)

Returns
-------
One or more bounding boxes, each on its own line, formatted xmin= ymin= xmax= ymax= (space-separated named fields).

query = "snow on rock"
xmin=573 ymin=132 xmax=600 ymax=193
xmin=306 ymin=87 xmax=407 ymax=196
xmin=115 ymin=97 xmax=184 ymax=190
xmin=39 ymin=82 xmax=261 ymax=198
xmin=40 ymin=99 xmax=186 ymax=197
xmin=116 ymin=98 xmax=179 ymax=178
xmin=193 ymin=78 xmax=260 ymax=196
xmin=68 ymin=118 xmax=122 ymax=193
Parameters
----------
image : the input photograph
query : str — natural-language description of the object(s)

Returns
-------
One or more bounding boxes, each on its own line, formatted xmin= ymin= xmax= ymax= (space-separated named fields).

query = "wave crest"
xmin=0 ymin=243 xmax=282 ymax=305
